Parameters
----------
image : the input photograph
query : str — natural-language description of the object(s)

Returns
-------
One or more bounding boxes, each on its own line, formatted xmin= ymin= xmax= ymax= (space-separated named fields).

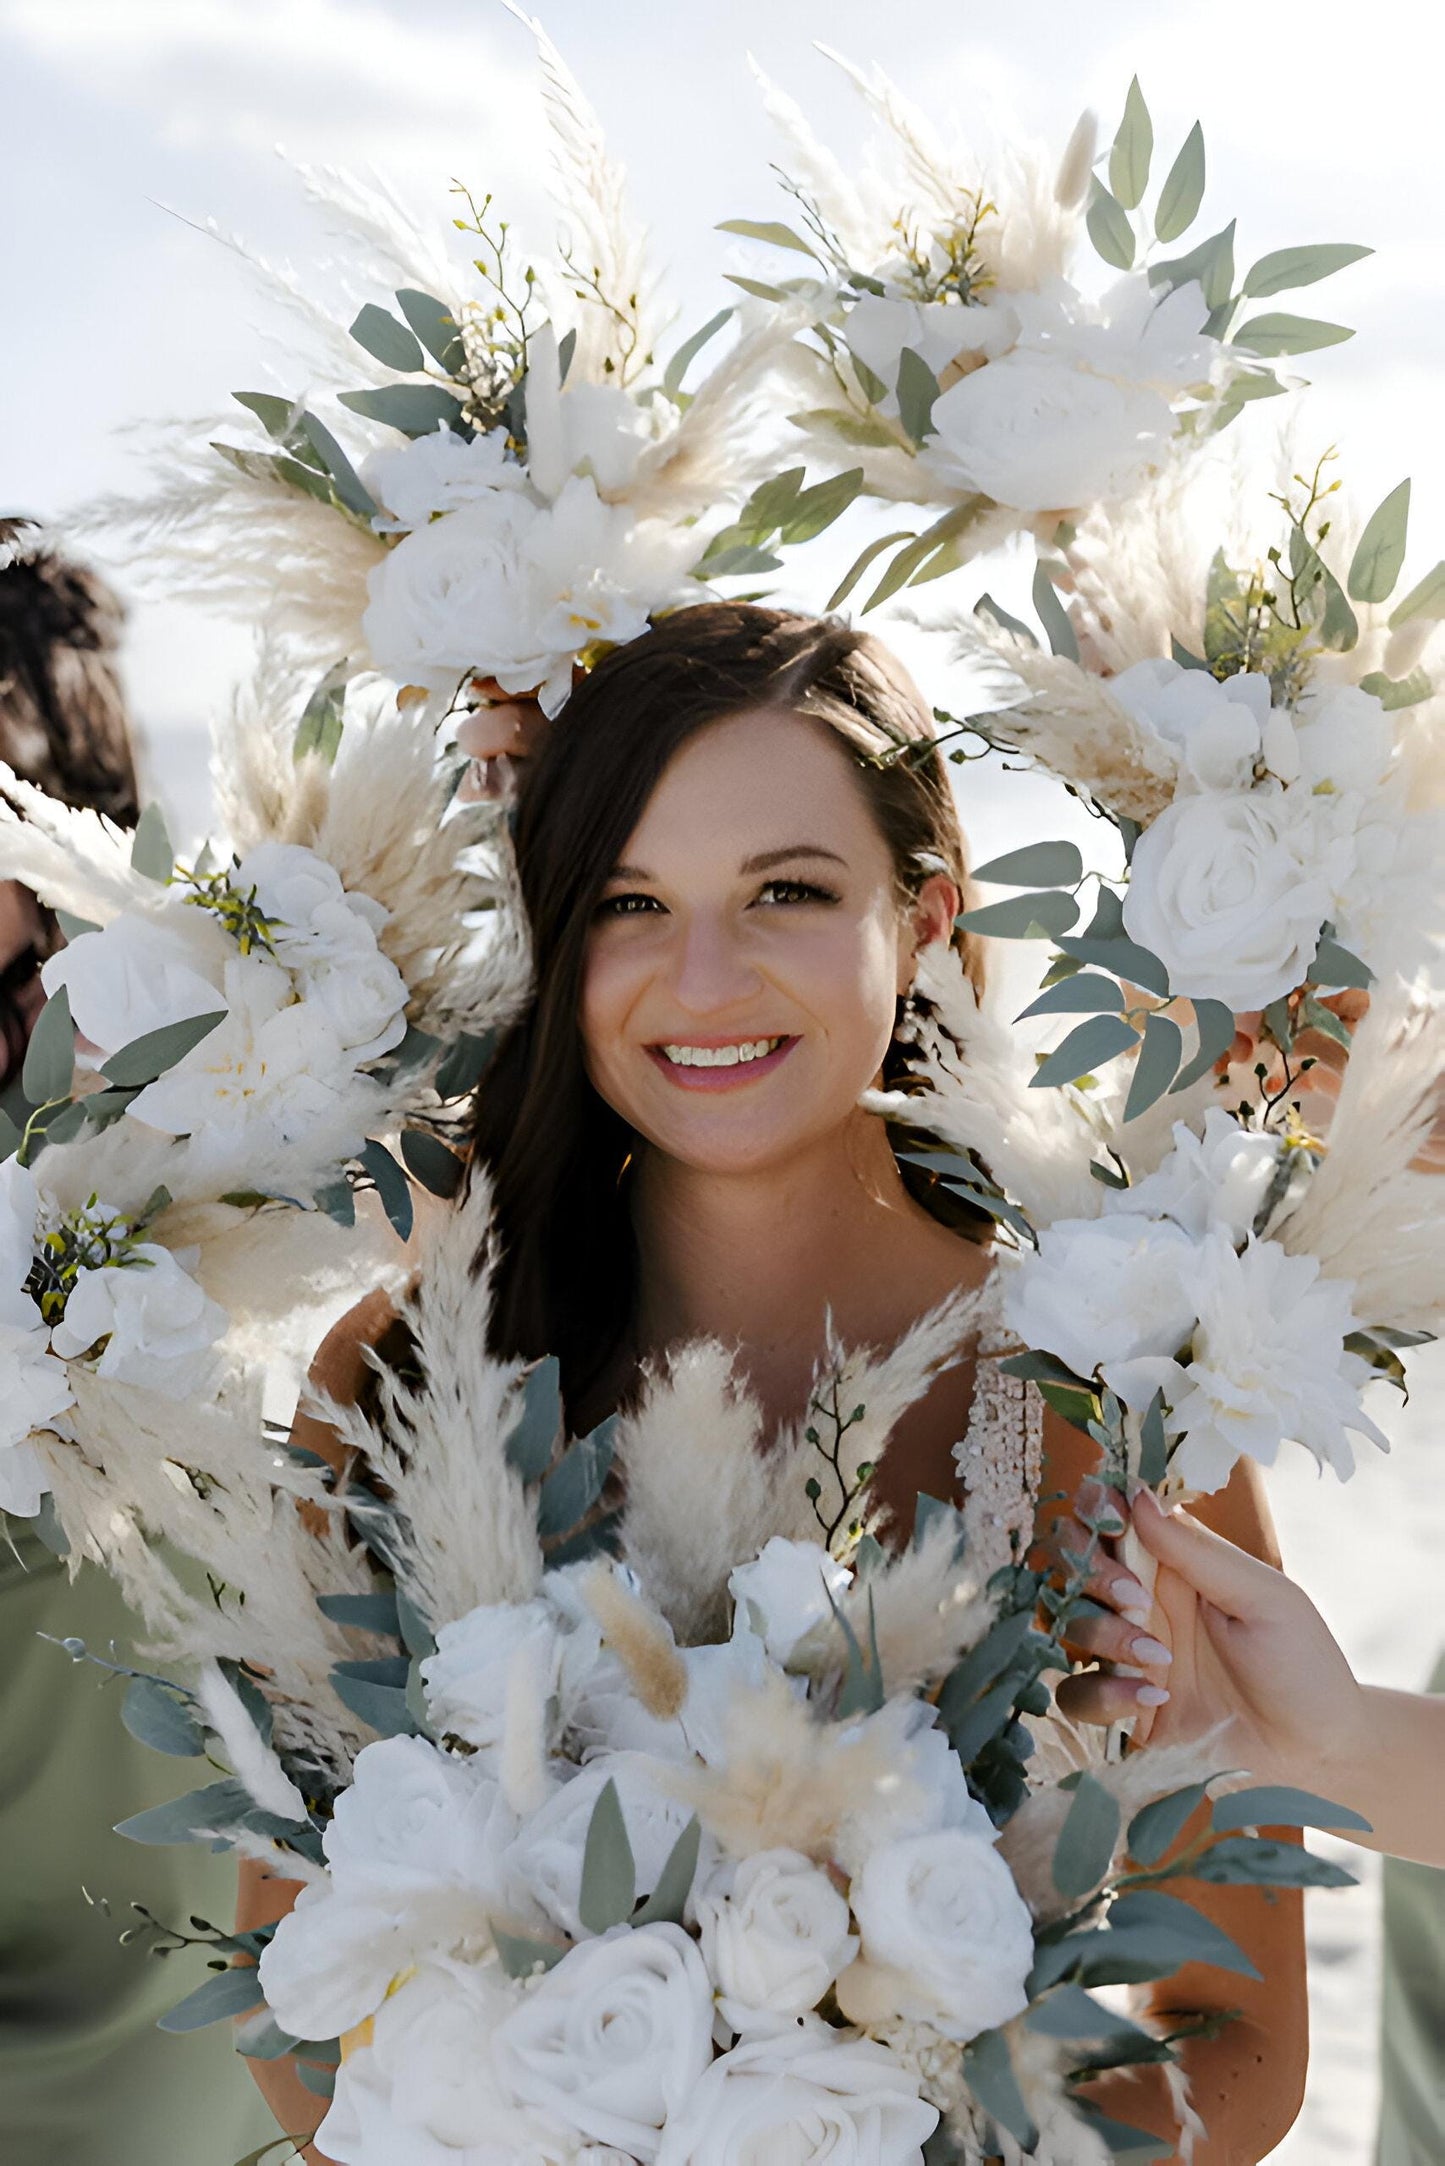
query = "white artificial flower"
xmin=696 ymin=1849 xmax=857 ymax=2029
xmin=846 ymin=1826 xmax=1035 ymax=2043
xmin=231 ymin=843 xmax=387 ymax=958
xmin=0 ymin=1324 xmax=74 ymax=1513
xmin=1108 ymin=658 xmax=1272 ymax=793
xmin=1291 ymin=682 xmax=1396 ymax=797
xmin=258 ymin=1877 xmax=416 ymax=2043
xmin=833 ymin=1699 xmax=996 ymax=1878
xmin=363 ymin=477 xmax=695 ymax=714
xmin=492 ymin=1923 xmax=714 ymax=2163
xmin=298 ymin=946 xmax=409 ymax=1064
xmin=554 ymin=380 xmax=662 ymax=496
xmin=0 ymin=1158 xmax=41 ymax=1330
xmin=1103 ymin=1109 xmax=1283 ymax=1243
xmin=505 ymin=1753 xmax=712 ymax=1942
xmin=1123 ymin=787 xmax=1333 ymax=1008
xmin=653 ymin=2017 xmax=938 ymax=2164
xmin=324 ymin=1734 xmax=520 ymax=1912
xmin=1003 ymin=1213 xmax=1198 ymax=1404
xmin=843 ymin=294 xmax=1011 ymax=411
xmin=41 ymin=913 xmax=222 ymax=1061
xmin=361 ymin=421 xmax=528 ymax=531
xmin=727 ymin=1538 xmax=851 ymax=1666
xmin=1163 ymin=1232 xmax=1389 ymax=1492
xmin=49 ymin=1243 xmax=228 ymax=1399
xmin=420 ymin=1590 xmax=603 ymax=1773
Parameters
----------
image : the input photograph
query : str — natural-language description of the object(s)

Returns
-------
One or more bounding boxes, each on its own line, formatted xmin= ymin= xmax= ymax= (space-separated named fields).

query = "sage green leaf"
xmin=1122 ymin=1012 xmax=1183 ymax=1122
xmin=1211 ymin=1784 xmax=1372 ymax=1836
xmin=1138 ymin=1389 xmax=1169 ymax=1487
xmin=936 ymin=1608 xmax=1035 ymax=1729
xmin=316 ymin=1590 xmax=402 ymax=1637
xmin=121 ymin=1675 xmax=205 ymax=1758
xmin=1053 ymin=1772 xmax=1122 ymax=1897
xmin=1056 ymin=931 xmax=1170 ymax=999
xmin=506 ymin=1355 xmax=562 ymax=1481
xmin=1031 ymin=1013 xmax=1140 ymax=1089
xmin=631 ymin=1817 xmax=702 ymax=1927
xmin=578 ymin=1777 xmax=635 ymax=1933
xmin=358 ymin=1138 xmax=414 ymax=1243
xmin=314 ymin=1178 xmax=355 ymax=1228
xmin=962 ymin=2029 xmax=1038 ymax=2151
xmin=1242 ymin=242 xmax=1372 ymax=298
xmin=955 ymin=890 xmax=1079 ymax=939
xmin=1317 ymin=557 xmax=1361 ymax=650
xmin=1348 ymin=478 xmax=1412 ymax=602
xmin=1170 ymin=997 xmax=1235 ymax=1093
xmin=394 ymin=289 xmax=466 ymax=374
xmin=0 ymin=1108 xmax=19 ymax=1163
xmin=157 ymin=1965 xmax=264 ymax=2032
xmin=37 ymin=1100 xmax=87 ymax=1147
xmin=1359 ymin=667 xmax=1432 ymax=711
xmin=22 ymin=984 xmax=74 ymax=1107
xmin=327 ymin=1666 xmax=417 ymax=1738
xmin=779 ymin=467 xmax=864 ymax=543
xmin=1071 ymin=2105 xmax=1174 ymax=2158
xmin=101 ymin=1011 xmax=226 ymax=1089
xmin=973 ymin=841 xmax=1084 ymax=888
xmin=115 ymin=1779 xmax=254 ymax=1846
xmin=716 ymin=218 xmax=817 ymax=256
xmin=1388 ymin=558 xmax=1445 ymax=628
xmin=338 ymin=385 xmax=468 ymax=438
xmin=212 ymin=439 xmax=336 ymax=506
xmin=825 ymin=530 xmax=917 ymax=611
xmin=1031 ymin=562 xmax=1080 ymax=661
xmin=1311 ymin=933 xmax=1373 ymax=989
xmin=494 ymin=1928 xmax=566 ymax=1978
xmin=295 ymin=2061 xmax=335 ymax=2100
xmin=1017 ymin=973 xmax=1125 ymax=1021
xmin=723 ymin=273 xmax=795 ymax=302
xmin=232 ymin=390 xmax=311 ymax=451
xmin=297 ymin=416 xmax=377 ymax=520
xmin=974 ymin=592 xmax=1038 ymax=646
xmin=435 ymin=1031 xmax=496 ymax=1099
xmin=293 ymin=665 xmax=348 ymax=765
xmin=131 ymin=801 xmax=174 ymax=882
xmin=664 ymin=306 xmax=734 ymax=394
xmin=738 ymin=466 xmax=806 ymax=534
xmin=53 ymin=908 xmax=98 ymax=941
xmin=896 ymin=347 xmax=941 ymax=443
xmin=1109 ymin=76 xmax=1153 ymax=210
xmin=349 ymin=303 xmax=425 ymax=374
xmin=1127 ymin=1782 xmax=1207 ymax=1866
xmin=398 ymin=1128 xmax=463 ymax=1199
xmin=1087 ymin=181 xmax=1135 ymax=271
xmin=1154 ymin=121 xmax=1206 ymax=243
xmin=1189 ymin=1835 xmax=1355 ymax=1888
xmin=789 ymin=406 xmax=898 ymax=449
xmin=1027 ymin=1982 xmax=1152 ymax=2044
xmin=1234 ymin=313 xmax=1354 ymax=358
xmin=1150 ymin=220 xmax=1234 ymax=306
xmin=537 ymin=1417 xmax=616 ymax=1540
xmin=862 ymin=503 xmax=978 ymax=612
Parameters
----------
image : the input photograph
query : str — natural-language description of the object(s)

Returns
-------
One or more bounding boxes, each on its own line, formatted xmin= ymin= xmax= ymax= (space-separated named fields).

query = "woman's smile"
xmin=646 ymin=1033 xmax=799 ymax=1089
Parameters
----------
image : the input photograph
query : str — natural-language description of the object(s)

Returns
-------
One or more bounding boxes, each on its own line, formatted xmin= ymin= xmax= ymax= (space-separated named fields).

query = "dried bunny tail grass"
xmin=832 ymin=1516 xmax=993 ymax=1699
xmin=579 ymin=1564 xmax=688 ymax=1720
xmin=866 ymin=942 xmax=1104 ymax=1229
xmin=670 ymin=1668 xmax=901 ymax=1861
xmin=1276 ymin=975 xmax=1445 ymax=1332
xmin=0 ymin=764 xmax=154 ymax=922
xmin=615 ymin=1341 xmax=775 ymax=1644
xmin=196 ymin=1661 xmax=308 ymax=1821
xmin=310 ymin=1170 xmax=543 ymax=1631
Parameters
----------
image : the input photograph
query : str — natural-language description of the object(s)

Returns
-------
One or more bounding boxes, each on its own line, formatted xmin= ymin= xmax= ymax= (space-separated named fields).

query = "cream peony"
xmin=1104 ymin=1109 xmax=1283 ymax=1243
xmin=727 ymin=1539 xmax=851 ymax=1667
xmin=492 ymin=1923 xmax=713 ymax=2162
xmin=41 ymin=913 xmax=222 ymax=1061
xmin=696 ymin=1849 xmax=857 ymax=2028
xmin=653 ymin=2017 xmax=938 ymax=2164
xmin=1108 ymin=657 xmax=1272 ymax=793
xmin=1002 ymin=1213 xmax=1198 ymax=1401
xmin=846 ymin=1827 xmax=1035 ymax=2042
xmin=361 ymin=422 xmax=527 ymax=532
xmin=49 ymin=1243 xmax=228 ymax=1398
xmin=1123 ymin=788 xmax=1332 ymax=1008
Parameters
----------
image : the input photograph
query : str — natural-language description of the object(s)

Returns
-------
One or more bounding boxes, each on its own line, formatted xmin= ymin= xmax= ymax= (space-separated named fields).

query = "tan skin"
xmin=240 ymin=709 xmax=1306 ymax=2162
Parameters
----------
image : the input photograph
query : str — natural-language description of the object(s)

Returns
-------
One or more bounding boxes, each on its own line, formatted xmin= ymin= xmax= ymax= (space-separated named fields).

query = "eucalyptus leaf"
xmin=1127 ymin=1782 xmax=1207 ymax=1866
xmin=494 ymin=1928 xmax=567 ymax=1978
xmin=896 ymin=347 xmax=941 ymax=443
xmin=1053 ymin=1773 xmax=1122 ymax=1898
xmin=1311 ymin=934 xmax=1373 ymax=990
xmin=1388 ymin=558 xmax=1445 ymax=627
xmin=911 ymin=1491 xmax=968 ymax=1558
xmin=349 ymin=303 xmax=425 ymax=374
xmin=826 ymin=530 xmax=919 ymax=611
xmin=631 ymin=1816 xmax=702 ymax=1926
xmin=1150 ymin=221 xmax=1235 ymax=307
xmin=116 ymin=1779 xmax=254 ymax=1846
xmin=213 ymin=439 xmax=336 ymax=506
xmin=316 ymin=1590 xmax=402 ymax=1638
xmin=294 ymin=666 xmax=348 ymax=764
xmin=1348 ymin=478 xmax=1411 ymax=603
xmin=232 ymin=390 xmax=313 ymax=454
xmin=131 ymin=802 xmax=174 ymax=882
xmin=1234 ymin=312 xmax=1354 ymax=357
xmin=1031 ymin=1013 xmax=1140 ymax=1089
xmin=157 ymin=1965 xmax=264 ymax=2032
xmin=398 ymin=1128 xmax=463 ymax=1198
xmin=1087 ymin=181 xmax=1135 ymax=271
xmin=1242 ymin=242 xmax=1372 ymax=298
xmin=962 ymin=2029 xmax=1038 ymax=2152
xmin=1211 ymin=1784 xmax=1372 ymax=1836
xmin=314 ymin=1177 xmax=355 ymax=1228
xmin=972 ymin=840 xmax=1084 ymax=887
xmin=297 ymin=415 xmax=376 ymax=520
xmin=663 ymin=306 xmax=734 ymax=394
xmin=955 ymin=891 xmax=1079 ymax=940
xmin=101 ymin=1011 xmax=226 ymax=1089
xmin=537 ymin=1418 xmax=616 ymax=1540
xmin=22 ymin=984 xmax=73 ymax=1107
xmin=506 ymin=1356 xmax=563 ymax=1481
xmin=1358 ymin=667 xmax=1432 ymax=711
xmin=1070 ymin=2104 xmax=1174 ymax=2160
xmin=338 ymin=385 xmax=469 ymax=438
xmin=295 ymin=2061 xmax=335 ymax=2100
xmin=54 ymin=909 xmax=98 ymax=940
xmin=1027 ymin=1982 xmax=1152 ymax=2044
xmin=121 ymin=1675 xmax=206 ymax=1758
xmin=326 ymin=1669 xmax=417 ymax=1738
xmin=1031 ymin=562 xmax=1080 ymax=660
xmin=1122 ymin=1012 xmax=1183 ymax=1122
xmin=779 ymin=467 xmax=864 ymax=543
xmin=358 ymin=1138 xmax=414 ymax=1243
xmin=1055 ymin=931 xmax=1170 ymax=999
xmin=936 ymin=1608 xmax=1035 ymax=1727
xmin=1154 ymin=122 xmax=1206 ymax=243
xmin=435 ymin=1031 xmax=496 ymax=1099
xmin=394 ymin=289 xmax=466 ymax=374
xmin=1016 ymin=974 xmax=1125 ymax=1021
xmin=789 ymin=406 xmax=899 ymax=449
xmin=1188 ymin=1835 xmax=1356 ymax=1888
xmin=1137 ymin=1389 xmax=1169 ymax=1488
xmin=716 ymin=217 xmax=817 ymax=256
xmin=38 ymin=1100 xmax=87 ymax=1147
xmin=1109 ymin=77 xmax=1153 ymax=210
xmin=578 ymin=1777 xmax=636 ymax=1933
xmin=973 ymin=591 xmax=1038 ymax=646
xmin=862 ymin=502 xmax=979 ymax=612
xmin=1169 ymin=997 xmax=1235 ymax=1093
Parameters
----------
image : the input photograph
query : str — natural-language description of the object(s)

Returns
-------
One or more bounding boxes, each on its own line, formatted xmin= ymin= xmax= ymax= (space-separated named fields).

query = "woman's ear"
xmin=898 ymin=872 xmax=960 ymax=990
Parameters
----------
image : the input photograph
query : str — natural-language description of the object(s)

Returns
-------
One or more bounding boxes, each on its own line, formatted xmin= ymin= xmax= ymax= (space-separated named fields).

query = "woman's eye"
xmin=754 ymin=879 xmax=840 ymax=907
xmin=596 ymin=892 xmax=665 ymax=918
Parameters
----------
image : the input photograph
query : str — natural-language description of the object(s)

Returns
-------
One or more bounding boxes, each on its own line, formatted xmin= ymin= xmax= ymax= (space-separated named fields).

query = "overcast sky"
xmin=4 ymin=0 xmax=1443 ymax=838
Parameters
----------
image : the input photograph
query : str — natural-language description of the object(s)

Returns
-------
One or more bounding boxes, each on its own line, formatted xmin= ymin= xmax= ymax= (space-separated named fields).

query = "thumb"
xmin=1129 ymin=1488 xmax=1286 ymax=1624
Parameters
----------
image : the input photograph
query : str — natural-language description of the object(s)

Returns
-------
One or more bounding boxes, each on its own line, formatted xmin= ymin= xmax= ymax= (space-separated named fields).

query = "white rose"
xmin=299 ymin=946 xmax=409 ymax=1064
xmin=421 ymin=1596 xmax=580 ymax=1765
xmin=41 ymin=913 xmax=223 ymax=1061
xmin=232 ymin=842 xmax=350 ymax=945
xmin=1109 ymin=658 xmax=1271 ymax=793
xmin=696 ymin=1849 xmax=857 ymax=2028
xmin=653 ymin=2018 xmax=938 ymax=2165
xmin=1123 ymin=788 xmax=1332 ymax=1008
xmin=324 ymin=1735 xmax=519 ymax=1916
xmin=0 ymin=1322 xmax=74 ymax=1512
xmin=727 ymin=1539 xmax=851 ymax=1666
xmin=833 ymin=1699 xmax=996 ymax=1878
xmin=49 ymin=1243 xmax=228 ymax=1398
xmin=1003 ymin=1214 xmax=1198 ymax=1404
xmin=1104 ymin=1109 xmax=1283 ymax=1243
xmin=846 ymin=1827 xmax=1035 ymax=2042
xmin=929 ymin=348 xmax=1176 ymax=513
xmin=258 ymin=1877 xmax=414 ymax=2042
xmin=505 ymin=1754 xmax=711 ymax=1942
xmin=1164 ymin=1231 xmax=1388 ymax=1492
xmin=361 ymin=421 xmax=528 ymax=532
xmin=492 ymin=1923 xmax=713 ymax=2162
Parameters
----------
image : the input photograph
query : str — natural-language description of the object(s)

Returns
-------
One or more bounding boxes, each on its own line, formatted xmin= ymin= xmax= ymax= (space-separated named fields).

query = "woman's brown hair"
xmin=469 ymin=601 xmax=982 ymax=1417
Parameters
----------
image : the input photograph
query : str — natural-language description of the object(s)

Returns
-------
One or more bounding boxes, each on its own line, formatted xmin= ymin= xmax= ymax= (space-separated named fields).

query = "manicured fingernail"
xmin=1132 ymin=1485 xmax=1164 ymax=1517
xmin=1136 ymin=1685 xmax=1171 ymax=1707
xmin=1112 ymin=1574 xmax=1151 ymax=1612
xmin=1131 ymin=1635 xmax=1173 ymax=1666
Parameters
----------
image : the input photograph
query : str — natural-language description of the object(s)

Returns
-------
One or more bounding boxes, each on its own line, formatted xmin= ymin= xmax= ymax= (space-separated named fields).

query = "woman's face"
xmin=580 ymin=708 xmax=956 ymax=1177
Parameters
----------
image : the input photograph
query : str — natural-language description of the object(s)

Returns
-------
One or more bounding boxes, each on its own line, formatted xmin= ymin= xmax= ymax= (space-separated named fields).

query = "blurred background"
xmin=3 ymin=1 xmax=1441 ymax=2155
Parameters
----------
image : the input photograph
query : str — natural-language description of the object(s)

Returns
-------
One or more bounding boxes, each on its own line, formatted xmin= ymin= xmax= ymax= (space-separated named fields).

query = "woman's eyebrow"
xmin=738 ymin=845 xmax=848 ymax=874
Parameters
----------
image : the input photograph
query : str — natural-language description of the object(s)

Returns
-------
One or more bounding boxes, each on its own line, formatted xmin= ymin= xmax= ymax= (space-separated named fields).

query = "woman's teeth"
xmin=660 ymin=1038 xmax=784 ymax=1068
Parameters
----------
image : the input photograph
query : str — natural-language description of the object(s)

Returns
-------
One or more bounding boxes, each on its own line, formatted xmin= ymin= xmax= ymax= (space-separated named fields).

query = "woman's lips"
xmin=645 ymin=1036 xmax=800 ymax=1092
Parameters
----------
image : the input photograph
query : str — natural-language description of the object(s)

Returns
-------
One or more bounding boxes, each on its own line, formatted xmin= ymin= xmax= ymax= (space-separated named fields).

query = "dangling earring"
xmin=893 ymin=982 xmax=921 ymax=1043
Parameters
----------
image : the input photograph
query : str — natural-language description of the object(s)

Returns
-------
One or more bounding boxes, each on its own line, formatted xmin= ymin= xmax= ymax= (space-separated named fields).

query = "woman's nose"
xmin=667 ymin=914 xmax=763 ymax=1015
